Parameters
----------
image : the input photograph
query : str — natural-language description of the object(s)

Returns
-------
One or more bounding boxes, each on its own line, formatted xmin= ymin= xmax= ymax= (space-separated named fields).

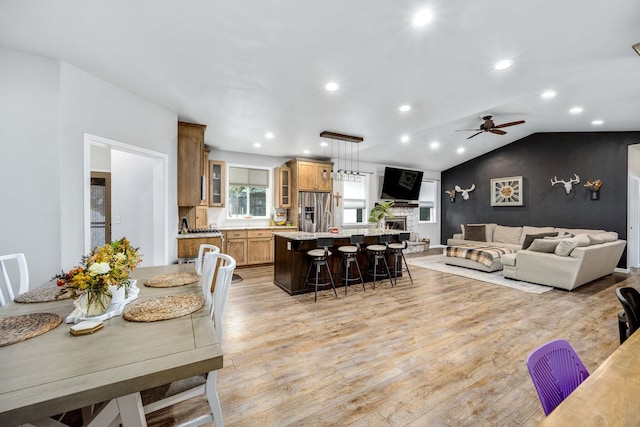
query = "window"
xmin=419 ymin=180 xmax=437 ymax=223
xmin=227 ymin=166 xmax=270 ymax=218
xmin=342 ymin=176 xmax=368 ymax=225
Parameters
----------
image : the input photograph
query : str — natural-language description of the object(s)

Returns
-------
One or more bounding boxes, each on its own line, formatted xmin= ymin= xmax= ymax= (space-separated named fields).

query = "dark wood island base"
xmin=273 ymin=230 xmax=404 ymax=295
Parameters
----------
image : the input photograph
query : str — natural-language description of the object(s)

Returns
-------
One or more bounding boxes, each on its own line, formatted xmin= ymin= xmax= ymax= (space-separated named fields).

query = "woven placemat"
xmin=123 ymin=294 xmax=205 ymax=322
xmin=144 ymin=272 xmax=200 ymax=288
xmin=14 ymin=286 xmax=72 ymax=303
xmin=0 ymin=313 xmax=63 ymax=347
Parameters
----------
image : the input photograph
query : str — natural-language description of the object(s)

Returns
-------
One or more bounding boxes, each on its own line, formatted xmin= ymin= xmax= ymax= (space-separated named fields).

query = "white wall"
xmin=0 ymin=48 xmax=62 ymax=286
xmin=0 ymin=47 xmax=178 ymax=285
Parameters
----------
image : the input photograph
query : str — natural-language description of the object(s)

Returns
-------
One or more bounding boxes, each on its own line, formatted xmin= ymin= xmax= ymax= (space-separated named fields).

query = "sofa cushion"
xmin=601 ymin=231 xmax=619 ymax=242
xmin=461 ymin=223 xmax=496 ymax=242
xmin=522 ymin=232 xmax=558 ymax=249
xmin=555 ymin=239 xmax=579 ymax=256
xmin=501 ymin=253 xmax=517 ymax=267
xmin=528 ymin=239 xmax=561 ymax=253
xmin=568 ymin=228 xmax=606 ymax=235
xmin=588 ymin=234 xmax=606 ymax=245
xmin=519 ymin=226 xmax=555 ymax=244
xmin=464 ymin=224 xmax=487 ymax=242
xmin=573 ymin=234 xmax=591 ymax=247
xmin=493 ymin=225 xmax=523 ymax=245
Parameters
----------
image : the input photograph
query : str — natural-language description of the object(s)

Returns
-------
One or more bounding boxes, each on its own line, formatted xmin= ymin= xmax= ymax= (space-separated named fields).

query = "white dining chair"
xmin=140 ymin=252 xmax=236 ymax=426
xmin=0 ymin=253 xmax=29 ymax=307
xmin=196 ymin=243 xmax=220 ymax=276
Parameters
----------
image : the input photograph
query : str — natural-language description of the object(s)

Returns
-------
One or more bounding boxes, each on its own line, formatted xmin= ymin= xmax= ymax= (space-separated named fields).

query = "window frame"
xmin=341 ymin=175 xmax=369 ymax=226
xmin=226 ymin=164 xmax=272 ymax=220
xmin=418 ymin=179 xmax=438 ymax=224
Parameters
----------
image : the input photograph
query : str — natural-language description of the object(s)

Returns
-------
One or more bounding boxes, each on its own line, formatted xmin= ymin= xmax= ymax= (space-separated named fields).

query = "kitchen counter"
xmin=216 ymin=225 xmax=296 ymax=231
xmin=176 ymin=232 xmax=224 ymax=239
xmin=273 ymin=230 xmax=405 ymax=295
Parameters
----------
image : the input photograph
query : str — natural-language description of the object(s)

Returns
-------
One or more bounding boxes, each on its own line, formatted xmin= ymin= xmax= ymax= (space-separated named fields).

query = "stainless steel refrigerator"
xmin=299 ymin=192 xmax=332 ymax=232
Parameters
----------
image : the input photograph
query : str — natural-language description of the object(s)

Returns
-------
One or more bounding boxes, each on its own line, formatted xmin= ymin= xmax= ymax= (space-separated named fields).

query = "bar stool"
xmin=304 ymin=237 xmax=337 ymax=302
xmin=337 ymin=234 xmax=365 ymax=295
xmin=388 ymin=232 xmax=413 ymax=286
xmin=366 ymin=234 xmax=393 ymax=289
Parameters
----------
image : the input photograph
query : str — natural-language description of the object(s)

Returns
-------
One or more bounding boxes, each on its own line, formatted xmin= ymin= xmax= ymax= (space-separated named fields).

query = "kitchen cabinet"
xmin=247 ymin=229 xmax=273 ymax=264
xmin=225 ymin=230 xmax=248 ymax=266
xmin=177 ymin=236 xmax=223 ymax=258
xmin=209 ymin=160 xmax=226 ymax=207
xmin=290 ymin=161 xmax=333 ymax=192
xmin=178 ymin=121 xmax=208 ymax=228
xmin=274 ymin=166 xmax=291 ymax=208
xmin=200 ymin=147 xmax=210 ymax=206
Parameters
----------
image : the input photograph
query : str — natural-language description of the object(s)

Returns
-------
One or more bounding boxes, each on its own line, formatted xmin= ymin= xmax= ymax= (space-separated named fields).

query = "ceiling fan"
xmin=457 ymin=115 xmax=525 ymax=140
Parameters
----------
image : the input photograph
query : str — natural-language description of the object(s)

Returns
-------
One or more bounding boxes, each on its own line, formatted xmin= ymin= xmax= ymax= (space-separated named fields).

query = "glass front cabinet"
xmin=275 ymin=166 xmax=291 ymax=208
xmin=209 ymin=160 xmax=226 ymax=207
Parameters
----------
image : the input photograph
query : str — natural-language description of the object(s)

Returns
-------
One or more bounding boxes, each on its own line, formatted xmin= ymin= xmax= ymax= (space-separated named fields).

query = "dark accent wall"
xmin=441 ymin=132 xmax=640 ymax=267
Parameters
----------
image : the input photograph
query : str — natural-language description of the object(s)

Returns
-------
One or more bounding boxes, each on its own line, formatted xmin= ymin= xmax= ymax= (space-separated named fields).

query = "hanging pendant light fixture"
xmin=319 ymin=131 xmax=366 ymax=182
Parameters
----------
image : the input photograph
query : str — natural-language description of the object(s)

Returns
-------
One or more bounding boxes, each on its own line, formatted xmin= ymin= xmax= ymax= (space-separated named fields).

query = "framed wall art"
xmin=491 ymin=176 xmax=523 ymax=206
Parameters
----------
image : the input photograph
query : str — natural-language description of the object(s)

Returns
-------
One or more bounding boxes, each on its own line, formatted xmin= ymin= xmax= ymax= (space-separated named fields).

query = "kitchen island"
xmin=273 ymin=229 xmax=404 ymax=295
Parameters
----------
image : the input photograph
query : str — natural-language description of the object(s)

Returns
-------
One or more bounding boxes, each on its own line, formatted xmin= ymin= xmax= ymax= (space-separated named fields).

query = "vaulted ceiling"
xmin=1 ymin=0 xmax=639 ymax=170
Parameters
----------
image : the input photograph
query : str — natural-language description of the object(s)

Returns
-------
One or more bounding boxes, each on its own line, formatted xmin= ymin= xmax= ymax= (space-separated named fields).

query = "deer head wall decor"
xmin=551 ymin=174 xmax=580 ymax=194
xmin=445 ymin=189 xmax=456 ymax=202
xmin=455 ymin=184 xmax=475 ymax=200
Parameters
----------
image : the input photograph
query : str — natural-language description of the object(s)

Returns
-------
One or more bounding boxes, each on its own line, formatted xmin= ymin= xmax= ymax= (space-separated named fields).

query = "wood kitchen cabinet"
xmin=225 ymin=230 xmax=248 ymax=266
xmin=177 ymin=236 xmax=223 ymax=258
xmin=287 ymin=159 xmax=333 ymax=192
xmin=247 ymin=229 xmax=273 ymax=264
xmin=274 ymin=166 xmax=291 ymax=208
xmin=178 ymin=121 xmax=208 ymax=228
xmin=209 ymin=160 xmax=226 ymax=207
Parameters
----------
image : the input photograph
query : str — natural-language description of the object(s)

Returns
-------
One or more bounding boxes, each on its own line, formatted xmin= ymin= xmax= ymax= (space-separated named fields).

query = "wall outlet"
xmin=113 ymin=215 xmax=121 ymax=224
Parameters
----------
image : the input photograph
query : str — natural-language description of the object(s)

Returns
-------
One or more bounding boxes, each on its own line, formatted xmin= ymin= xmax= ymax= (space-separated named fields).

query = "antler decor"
xmin=584 ymin=180 xmax=603 ymax=192
xmin=551 ymin=174 xmax=580 ymax=194
xmin=445 ymin=189 xmax=456 ymax=202
xmin=455 ymin=184 xmax=475 ymax=200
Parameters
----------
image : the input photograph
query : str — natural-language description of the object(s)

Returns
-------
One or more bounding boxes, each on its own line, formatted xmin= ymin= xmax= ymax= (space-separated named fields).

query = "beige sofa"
xmin=446 ymin=223 xmax=626 ymax=290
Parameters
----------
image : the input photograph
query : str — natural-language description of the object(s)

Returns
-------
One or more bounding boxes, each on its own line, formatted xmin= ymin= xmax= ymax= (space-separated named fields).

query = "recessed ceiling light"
xmin=253 ymin=142 xmax=261 ymax=148
xmin=399 ymin=104 xmax=412 ymax=112
xmin=592 ymin=119 xmax=604 ymax=125
xmin=569 ymin=107 xmax=583 ymax=114
xmin=320 ymin=141 xmax=328 ymax=147
xmin=325 ymin=82 xmax=339 ymax=91
xmin=457 ymin=147 xmax=465 ymax=154
xmin=401 ymin=135 xmax=410 ymax=143
xmin=494 ymin=59 xmax=513 ymax=70
xmin=265 ymin=132 xmax=274 ymax=139
xmin=303 ymin=149 xmax=310 ymax=154
xmin=541 ymin=90 xmax=557 ymax=99
xmin=412 ymin=9 xmax=433 ymax=26
xmin=430 ymin=141 xmax=440 ymax=149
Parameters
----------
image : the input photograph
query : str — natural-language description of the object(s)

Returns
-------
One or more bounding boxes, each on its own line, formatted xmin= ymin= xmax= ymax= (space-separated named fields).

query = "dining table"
xmin=539 ymin=330 xmax=640 ymax=426
xmin=0 ymin=263 xmax=222 ymax=427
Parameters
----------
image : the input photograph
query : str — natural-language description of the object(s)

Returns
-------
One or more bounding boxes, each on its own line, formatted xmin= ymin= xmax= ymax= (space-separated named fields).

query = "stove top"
xmin=186 ymin=228 xmax=221 ymax=234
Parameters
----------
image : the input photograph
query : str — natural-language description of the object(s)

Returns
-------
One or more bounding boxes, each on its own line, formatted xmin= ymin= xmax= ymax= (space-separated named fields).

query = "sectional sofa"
xmin=446 ymin=224 xmax=626 ymax=290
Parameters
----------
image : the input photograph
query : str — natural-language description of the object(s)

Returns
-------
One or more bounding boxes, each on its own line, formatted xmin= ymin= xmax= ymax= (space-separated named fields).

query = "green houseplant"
xmin=368 ymin=201 xmax=395 ymax=229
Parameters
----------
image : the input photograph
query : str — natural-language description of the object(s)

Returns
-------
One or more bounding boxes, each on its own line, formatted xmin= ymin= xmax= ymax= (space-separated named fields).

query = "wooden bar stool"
xmin=388 ymin=232 xmax=413 ymax=286
xmin=303 ymin=237 xmax=337 ymax=302
xmin=365 ymin=234 xmax=393 ymax=289
xmin=337 ymin=234 xmax=365 ymax=295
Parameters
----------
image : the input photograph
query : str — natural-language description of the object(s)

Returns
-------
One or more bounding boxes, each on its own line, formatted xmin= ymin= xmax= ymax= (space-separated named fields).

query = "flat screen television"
xmin=380 ymin=167 xmax=423 ymax=200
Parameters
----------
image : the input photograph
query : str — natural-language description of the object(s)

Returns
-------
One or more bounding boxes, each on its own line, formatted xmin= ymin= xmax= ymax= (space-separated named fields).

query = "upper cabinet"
xmin=177 ymin=121 xmax=207 ymax=207
xmin=209 ymin=160 xmax=226 ymax=207
xmin=274 ymin=166 xmax=291 ymax=208
xmin=287 ymin=160 xmax=333 ymax=192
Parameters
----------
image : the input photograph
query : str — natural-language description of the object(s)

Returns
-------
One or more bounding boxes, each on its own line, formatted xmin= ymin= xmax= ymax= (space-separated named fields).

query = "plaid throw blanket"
xmin=445 ymin=245 xmax=515 ymax=268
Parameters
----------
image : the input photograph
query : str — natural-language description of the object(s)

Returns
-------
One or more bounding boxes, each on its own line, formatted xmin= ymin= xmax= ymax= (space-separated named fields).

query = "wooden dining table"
xmin=540 ymin=330 xmax=640 ymax=426
xmin=0 ymin=264 xmax=222 ymax=427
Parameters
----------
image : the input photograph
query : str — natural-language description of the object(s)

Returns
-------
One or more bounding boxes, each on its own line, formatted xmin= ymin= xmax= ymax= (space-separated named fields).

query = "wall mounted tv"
xmin=380 ymin=167 xmax=423 ymax=201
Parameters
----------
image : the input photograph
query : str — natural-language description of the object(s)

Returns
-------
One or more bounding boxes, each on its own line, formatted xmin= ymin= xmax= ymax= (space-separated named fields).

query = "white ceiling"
xmin=2 ymin=0 xmax=639 ymax=171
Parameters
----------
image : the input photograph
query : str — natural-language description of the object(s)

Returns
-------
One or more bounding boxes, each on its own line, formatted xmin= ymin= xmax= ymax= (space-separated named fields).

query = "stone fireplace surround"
xmin=387 ymin=206 xmax=425 ymax=253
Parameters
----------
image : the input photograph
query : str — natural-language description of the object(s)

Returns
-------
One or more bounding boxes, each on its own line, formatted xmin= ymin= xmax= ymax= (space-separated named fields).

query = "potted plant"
xmin=368 ymin=201 xmax=395 ymax=229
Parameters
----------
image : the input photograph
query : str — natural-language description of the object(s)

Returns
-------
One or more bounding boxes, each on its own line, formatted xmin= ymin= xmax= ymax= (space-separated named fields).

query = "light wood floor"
xmin=145 ymin=253 xmax=634 ymax=427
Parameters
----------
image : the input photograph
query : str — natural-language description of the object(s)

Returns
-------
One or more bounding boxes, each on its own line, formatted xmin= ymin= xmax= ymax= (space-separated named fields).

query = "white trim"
xmin=615 ymin=267 xmax=631 ymax=274
xmin=83 ymin=133 xmax=169 ymax=265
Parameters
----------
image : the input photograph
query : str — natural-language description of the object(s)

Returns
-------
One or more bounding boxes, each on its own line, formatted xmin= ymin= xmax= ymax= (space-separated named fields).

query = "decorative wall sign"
xmin=491 ymin=176 xmax=523 ymax=206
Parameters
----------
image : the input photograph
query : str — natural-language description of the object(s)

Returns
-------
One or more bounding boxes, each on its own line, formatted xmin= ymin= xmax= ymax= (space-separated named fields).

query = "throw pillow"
xmin=464 ymin=224 xmax=487 ymax=242
xmin=555 ymin=239 xmax=579 ymax=256
xmin=493 ymin=225 xmax=523 ymax=245
xmin=522 ymin=232 xmax=559 ymax=249
xmin=528 ymin=239 xmax=561 ymax=253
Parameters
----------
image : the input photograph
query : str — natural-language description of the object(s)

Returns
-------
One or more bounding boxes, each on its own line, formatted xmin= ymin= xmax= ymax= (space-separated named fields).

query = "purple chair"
xmin=526 ymin=339 xmax=589 ymax=415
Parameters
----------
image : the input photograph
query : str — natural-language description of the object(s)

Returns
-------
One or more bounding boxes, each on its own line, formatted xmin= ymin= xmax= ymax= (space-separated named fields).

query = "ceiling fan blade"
xmin=493 ymin=120 xmax=525 ymax=129
xmin=455 ymin=129 xmax=481 ymax=132
xmin=489 ymin=129 xmax=507 ymax=135
xmin=466 ymin=131 xmax=484 ymax=140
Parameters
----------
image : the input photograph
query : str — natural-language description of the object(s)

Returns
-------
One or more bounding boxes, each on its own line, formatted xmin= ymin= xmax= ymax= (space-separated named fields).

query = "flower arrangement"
xmin=584 ymin=179 xmax=603 ymax=192
xmin=54 ymin=237 xmax=141 ymax=311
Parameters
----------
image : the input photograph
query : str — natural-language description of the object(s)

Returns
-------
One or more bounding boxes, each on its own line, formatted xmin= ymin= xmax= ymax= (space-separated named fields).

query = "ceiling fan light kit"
xmin=456 ymin=115 xmax=526 ymax=140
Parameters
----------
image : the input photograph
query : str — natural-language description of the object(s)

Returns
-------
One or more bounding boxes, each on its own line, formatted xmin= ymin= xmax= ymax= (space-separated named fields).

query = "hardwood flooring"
xmin=145 ymin=252 xmax=634 ymax=426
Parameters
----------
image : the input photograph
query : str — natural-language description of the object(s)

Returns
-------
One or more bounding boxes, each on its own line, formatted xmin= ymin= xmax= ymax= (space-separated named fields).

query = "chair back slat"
xmin=0 ymin=253 xmax=29 ymax=307
xmin=196 ymin=244 xmax=220 ymax=275
xmin=201 ymin=252 xmax=236 ymax=343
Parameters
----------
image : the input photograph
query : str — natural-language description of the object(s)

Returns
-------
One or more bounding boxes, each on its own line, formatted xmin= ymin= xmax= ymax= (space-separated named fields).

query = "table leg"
xmin=116 ymin=393 xmax=147 ymax=427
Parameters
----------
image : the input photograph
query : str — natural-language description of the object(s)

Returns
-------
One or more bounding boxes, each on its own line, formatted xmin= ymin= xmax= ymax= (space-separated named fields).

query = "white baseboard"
xmin=615 ymin=267 xmax=630 ymax=274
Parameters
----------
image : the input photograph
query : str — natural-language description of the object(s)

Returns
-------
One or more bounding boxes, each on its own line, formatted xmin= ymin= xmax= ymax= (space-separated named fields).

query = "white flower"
xmin=114 ymin=253 xmax=126 ymax=261
xmin=88 ymin=262 xmax=110 ymax=276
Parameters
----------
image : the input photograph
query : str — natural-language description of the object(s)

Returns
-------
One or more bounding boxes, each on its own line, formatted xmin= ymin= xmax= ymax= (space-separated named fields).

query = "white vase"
xmin=79 ymin=292 xmax=112 ymax=317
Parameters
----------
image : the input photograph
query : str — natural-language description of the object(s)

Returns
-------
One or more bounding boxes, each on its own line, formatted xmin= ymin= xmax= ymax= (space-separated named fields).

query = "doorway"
xmin=83 ymin=134 xmax=169 ymax=266
xmin=90 ymin=172 xmax=111 ymax=248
